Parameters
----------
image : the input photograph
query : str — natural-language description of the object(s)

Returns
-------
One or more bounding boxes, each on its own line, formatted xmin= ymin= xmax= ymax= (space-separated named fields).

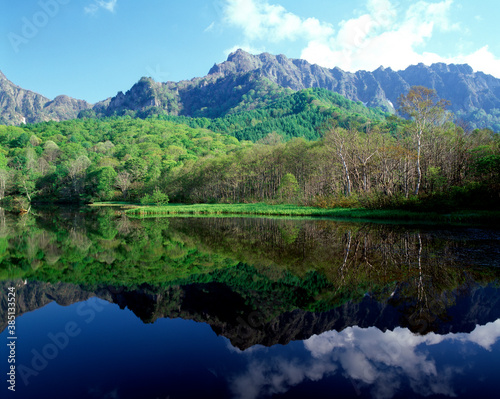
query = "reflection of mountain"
xmin=2 ymin=279 xmax=500 ymax=350
xmin=0 ymin=280 xmax=100 ymax=333
xmin=2 ymin=209 xmax=500 ymax=348
xmin=99 ymin=282 xmax=500 ymax=349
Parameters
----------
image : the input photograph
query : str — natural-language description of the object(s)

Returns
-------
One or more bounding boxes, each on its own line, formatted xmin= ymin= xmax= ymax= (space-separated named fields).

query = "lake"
xmin=1 ymin=207 xmax=500 ymax=399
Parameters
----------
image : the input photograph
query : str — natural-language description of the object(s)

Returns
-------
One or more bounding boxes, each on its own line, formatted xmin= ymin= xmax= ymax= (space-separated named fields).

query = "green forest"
xmin=0 ymin=87 xmax=498 ymax=211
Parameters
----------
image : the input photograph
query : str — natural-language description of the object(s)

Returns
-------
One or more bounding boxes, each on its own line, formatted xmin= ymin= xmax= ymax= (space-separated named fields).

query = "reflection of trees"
xmin=0 ymin=208 xmax=232 ymax=286
xmin=115 ymin=214 xmax=134 ymax=236
xmin=0 ymin=209 xmax=499 ymax=334
xmin=0 ymin=207 xmax=5 ymax=235
xmin=165 ymin=217 xmax=496 ymax=333
xmin=69 ymin=228 xmax=92 ymax=252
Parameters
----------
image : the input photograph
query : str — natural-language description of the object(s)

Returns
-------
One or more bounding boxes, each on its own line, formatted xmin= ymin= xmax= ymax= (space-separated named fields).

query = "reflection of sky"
xmin=229 ymin=320 xmax=500 ymax=399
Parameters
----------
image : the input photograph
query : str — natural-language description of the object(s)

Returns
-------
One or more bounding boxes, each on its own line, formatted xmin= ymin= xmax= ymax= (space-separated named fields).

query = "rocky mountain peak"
xmin=227 ymin=48 xmax=254 ymax=62
xmin=209 ymin=49 xmax=264 ymax=75
xmin=205 ymin=50 xmax=500 ymax=129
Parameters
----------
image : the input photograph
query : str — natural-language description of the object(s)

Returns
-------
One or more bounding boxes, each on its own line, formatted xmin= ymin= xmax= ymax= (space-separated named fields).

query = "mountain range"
xmin=1 ymin=49 xmax=500 ymax=131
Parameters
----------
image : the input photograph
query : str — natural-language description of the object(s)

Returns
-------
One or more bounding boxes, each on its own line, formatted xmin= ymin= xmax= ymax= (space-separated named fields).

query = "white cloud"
xmin=230 ymin=358 xmax=337 ymax=399
xmin=221 ymin=0 xmax=500 ymax=78
xmin=461 ymin=319 xmax=500 ymax=350
xmin=223 ymin=0 xmax=334 ymax=43
xmin=367 ymin=0 xmax=397 ymax=27
xmin=204 ymin=22 xmax=216 ymax=33
xmin=457 ymin=46 xmax=500 ymax=77
xmin=84 ymin=0 xmax=118 ymax=15
xmin=304 ymin=326 xmax=450 ymax=398
xmin=301 ymin=0 xmax=461 ymax=72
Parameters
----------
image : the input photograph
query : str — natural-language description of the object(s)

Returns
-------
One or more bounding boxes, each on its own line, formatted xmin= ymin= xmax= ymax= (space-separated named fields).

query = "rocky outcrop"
xmin=0 ymin=71 xmax=91 ymax=125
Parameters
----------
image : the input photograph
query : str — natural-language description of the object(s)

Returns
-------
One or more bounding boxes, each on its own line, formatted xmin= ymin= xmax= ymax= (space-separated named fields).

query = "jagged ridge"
xmin=210 ymin=50 xmax=500 ymax=128
xmin=1 ymin=50 xmax=500 ymax=130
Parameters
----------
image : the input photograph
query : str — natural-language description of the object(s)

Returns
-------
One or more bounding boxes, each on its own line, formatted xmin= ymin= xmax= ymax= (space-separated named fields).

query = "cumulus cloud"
xmin=301 ymin=0 xmax=462 ymax=72
xmin=223 ymin=0 xmax=334 ymax=43
xmin=84 ymin=0 xmax=118 ymax=15
xmin=304 ymin=327 xmax=453 ymax=399
xmin=221 ymin=0 xmax=500 ymax=78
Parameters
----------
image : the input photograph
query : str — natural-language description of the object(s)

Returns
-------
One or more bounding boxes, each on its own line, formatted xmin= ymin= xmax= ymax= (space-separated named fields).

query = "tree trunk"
xmin=23 ymin=179 xmax=31 ymax=202
xmin=0 ymin=175 xmax=5 ymax=200
xmin=339 ymin=150 xmax=351 ymax=196
xmin=415 ymin=130 xmax=422 ymax=195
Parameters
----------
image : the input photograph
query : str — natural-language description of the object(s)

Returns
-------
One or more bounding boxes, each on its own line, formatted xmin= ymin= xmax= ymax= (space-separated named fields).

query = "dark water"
xmin=1 ymin=207 xmax=500 ymax=399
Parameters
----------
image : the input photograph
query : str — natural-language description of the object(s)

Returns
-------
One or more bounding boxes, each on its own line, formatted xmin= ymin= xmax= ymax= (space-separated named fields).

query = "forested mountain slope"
xmin=156 ymin=88 xmax=388 ymax=141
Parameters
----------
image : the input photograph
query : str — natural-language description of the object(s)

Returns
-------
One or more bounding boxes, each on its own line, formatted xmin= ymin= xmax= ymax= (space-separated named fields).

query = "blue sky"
xmin=1 ymin=0 xmax=499 ymax=103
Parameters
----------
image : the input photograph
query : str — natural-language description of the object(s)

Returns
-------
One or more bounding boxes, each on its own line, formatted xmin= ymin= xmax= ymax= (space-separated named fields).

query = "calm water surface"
xmin=1 ymin=207 xmax=499 ymax=399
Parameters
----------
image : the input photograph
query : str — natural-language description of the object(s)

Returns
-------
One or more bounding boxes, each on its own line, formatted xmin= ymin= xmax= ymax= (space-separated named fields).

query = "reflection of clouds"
xmin=226 ymin=341 xmax=266 ymax=354
xmin=466 ymin=319 xmax=500 ymax=350
xmin=305 ymin=327 xmax=455 ymax=399
xmin=230 ymin=320 xmax=500 ymax=399
xmin=88 ymin=387 xmax=119 ymax=398
xmin=230 ymin=358 xmax=336 ymax=399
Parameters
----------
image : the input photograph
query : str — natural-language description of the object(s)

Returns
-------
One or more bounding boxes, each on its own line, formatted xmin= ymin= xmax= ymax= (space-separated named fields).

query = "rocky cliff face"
xmin=2 ymin=50 xmax=500 ymax=129
xmin=94 ymin=67 xmax=288 ymax=119
xmin=0 ymin=71 xmax=91 ymax=125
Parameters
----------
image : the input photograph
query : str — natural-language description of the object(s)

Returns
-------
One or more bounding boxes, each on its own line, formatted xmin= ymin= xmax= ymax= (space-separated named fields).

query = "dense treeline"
xmin=162 ymin=87 xmax=499 ymax=208
xmin=165 ymin=122 xmax=499 ymax=209
xmin=0 ymin=208 xmax=237 ymax=286
xmin=0 ymin=117 xmax=244 ymax=205
xmin=0 ymin=86 xmax=498 ymax=208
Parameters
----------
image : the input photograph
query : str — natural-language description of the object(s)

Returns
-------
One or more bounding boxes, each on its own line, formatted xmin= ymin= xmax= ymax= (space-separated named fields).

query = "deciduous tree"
xmin=398 ymin=86 xmax=449 ymax=195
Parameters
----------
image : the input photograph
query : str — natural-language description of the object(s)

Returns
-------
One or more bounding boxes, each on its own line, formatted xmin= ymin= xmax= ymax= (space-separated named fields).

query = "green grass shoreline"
xmin=116 ymin=203 xmax=500 ymax=225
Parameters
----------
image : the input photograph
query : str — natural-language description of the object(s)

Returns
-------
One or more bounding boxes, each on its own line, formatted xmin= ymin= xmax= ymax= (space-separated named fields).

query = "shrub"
xmin=141 ymin=188 xmax=169 ymax=205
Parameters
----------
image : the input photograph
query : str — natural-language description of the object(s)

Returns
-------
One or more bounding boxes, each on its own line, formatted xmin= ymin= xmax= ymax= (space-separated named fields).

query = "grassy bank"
xmin=124 ymin=203 xmax=500 ymax=224
xmin=89 ymin=202 xmax=142 ymax=208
